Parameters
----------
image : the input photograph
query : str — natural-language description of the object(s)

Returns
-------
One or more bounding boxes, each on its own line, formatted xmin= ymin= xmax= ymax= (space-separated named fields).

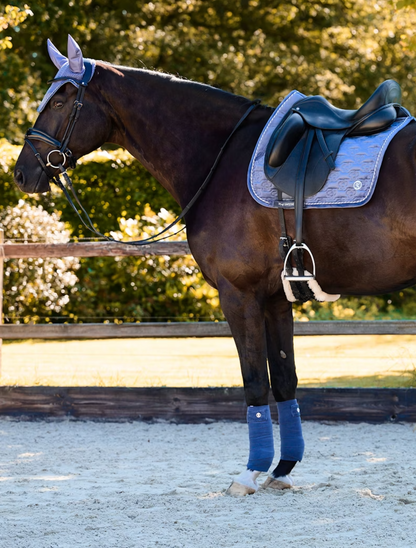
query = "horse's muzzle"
xmin=14 ymin=165 xmax=51 ymax=194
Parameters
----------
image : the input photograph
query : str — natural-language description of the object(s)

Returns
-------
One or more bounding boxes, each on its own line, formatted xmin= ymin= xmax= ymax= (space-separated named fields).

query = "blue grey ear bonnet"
xmin=37 ymin=35 xmax=96 ymax=112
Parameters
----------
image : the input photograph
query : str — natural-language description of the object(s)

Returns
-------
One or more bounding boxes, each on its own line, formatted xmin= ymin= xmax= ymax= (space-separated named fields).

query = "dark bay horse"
xmin=14 ymin=37 xmax=416 ymax=496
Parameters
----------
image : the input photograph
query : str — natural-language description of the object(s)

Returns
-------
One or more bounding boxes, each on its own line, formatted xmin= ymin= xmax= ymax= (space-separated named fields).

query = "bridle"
xmin=23 ymin=61 xmax=261 ymax=246
xmin=24 ymin=60 xmax=94 ymax=181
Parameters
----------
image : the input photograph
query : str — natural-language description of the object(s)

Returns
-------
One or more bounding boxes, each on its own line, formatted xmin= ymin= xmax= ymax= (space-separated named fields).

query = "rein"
xmin=24 ymin=66 xmax=260 ymax=245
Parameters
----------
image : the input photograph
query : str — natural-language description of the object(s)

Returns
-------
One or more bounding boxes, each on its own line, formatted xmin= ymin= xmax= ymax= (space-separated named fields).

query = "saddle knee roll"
xmin=266 ymin=112 xmax=306 ymax=168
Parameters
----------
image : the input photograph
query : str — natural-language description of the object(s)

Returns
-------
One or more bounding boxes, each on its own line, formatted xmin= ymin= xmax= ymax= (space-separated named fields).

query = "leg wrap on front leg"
xmin=247 ymin=405 xmax=275 ymax=472
xmin=277 ymin=399 xmax=305 ymax=462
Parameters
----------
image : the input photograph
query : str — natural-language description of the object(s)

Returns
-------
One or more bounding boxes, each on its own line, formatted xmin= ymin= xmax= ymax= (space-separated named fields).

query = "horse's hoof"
xmin=226 ymin=481 xmax=257 ymax=497
xmin=261 ymin=474 xmax=293 ymax=490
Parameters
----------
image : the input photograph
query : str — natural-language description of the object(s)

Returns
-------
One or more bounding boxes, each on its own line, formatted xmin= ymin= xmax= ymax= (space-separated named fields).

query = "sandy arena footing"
xmin=0 ymin=419 xmax=415 ymax=548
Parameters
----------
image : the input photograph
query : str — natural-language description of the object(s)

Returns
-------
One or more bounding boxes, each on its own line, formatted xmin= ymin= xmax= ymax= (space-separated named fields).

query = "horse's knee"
xmin=271 ymin=380 xmax=297 ymax=403
xmin=270 ymin=362 xmax=298 ymax=402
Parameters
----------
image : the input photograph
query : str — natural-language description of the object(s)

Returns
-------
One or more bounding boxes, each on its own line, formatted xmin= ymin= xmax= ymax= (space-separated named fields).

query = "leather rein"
xmin=24 ymin=61 xmax=261 ymax=246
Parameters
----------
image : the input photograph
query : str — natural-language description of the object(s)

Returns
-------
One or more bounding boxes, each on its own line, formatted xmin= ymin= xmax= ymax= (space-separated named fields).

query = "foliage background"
xmin=1 ymin=0 xmax=416 ymax=323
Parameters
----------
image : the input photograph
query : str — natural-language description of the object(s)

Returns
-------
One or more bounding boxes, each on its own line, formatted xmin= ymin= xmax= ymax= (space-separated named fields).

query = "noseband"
xmin=23 ymin=63 xmax=261 ymax=245
xmin=24 ymin=60 xmax=94 ymax=181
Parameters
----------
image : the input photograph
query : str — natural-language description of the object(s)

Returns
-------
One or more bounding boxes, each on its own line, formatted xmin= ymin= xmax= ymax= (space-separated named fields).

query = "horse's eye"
xmin=53 ymin=101 xmax=64 ymax=109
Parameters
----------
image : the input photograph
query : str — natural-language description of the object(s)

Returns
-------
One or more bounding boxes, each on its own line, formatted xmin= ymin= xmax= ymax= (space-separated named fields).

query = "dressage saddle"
xmin=263 ymin=80 xmax=406 ymax=283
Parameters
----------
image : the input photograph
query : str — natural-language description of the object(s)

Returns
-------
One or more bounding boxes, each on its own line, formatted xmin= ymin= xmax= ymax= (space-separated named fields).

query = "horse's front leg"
xmin=218 ymin=281 xmax=274 ymax=496
xmin=263 ymin=293 xmax=305 ymax=490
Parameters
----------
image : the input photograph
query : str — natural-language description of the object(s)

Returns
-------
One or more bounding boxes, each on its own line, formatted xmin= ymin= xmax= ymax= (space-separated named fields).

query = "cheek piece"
xmin=247 ymin=405 xmax=275 ymax=472
xmin=277 ymin=399 xmax=305 ymax=462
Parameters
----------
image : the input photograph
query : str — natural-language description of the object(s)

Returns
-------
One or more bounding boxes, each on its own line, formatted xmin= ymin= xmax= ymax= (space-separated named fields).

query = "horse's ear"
xmin=47 ymin=39 xmax=67 ymax=69
xmin=67 ymin=34 xmax=84 ymax=73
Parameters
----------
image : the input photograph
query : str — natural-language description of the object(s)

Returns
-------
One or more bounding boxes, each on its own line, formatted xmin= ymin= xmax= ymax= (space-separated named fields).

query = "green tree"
xmin=0 ymin=4 xmax=33 ymax=141
xmin=4 ymin=1 xmax=416 ymax=140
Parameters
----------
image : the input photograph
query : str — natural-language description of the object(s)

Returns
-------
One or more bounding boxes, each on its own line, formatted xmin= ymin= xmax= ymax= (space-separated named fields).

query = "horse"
xmin=14 ymin=36 xmax=416 ymax=496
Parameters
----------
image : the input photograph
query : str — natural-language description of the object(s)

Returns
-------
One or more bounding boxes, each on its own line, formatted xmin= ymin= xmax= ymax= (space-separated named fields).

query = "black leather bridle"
xmin=23 ymin=61 xmax=261 ymax=246
xmin=24 ymin=60 xmax=94 ymax=182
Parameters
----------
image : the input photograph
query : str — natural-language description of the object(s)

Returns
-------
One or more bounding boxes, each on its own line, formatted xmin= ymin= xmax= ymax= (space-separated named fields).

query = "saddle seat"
xmin=292 ymin=79 xmax=402 ymax=131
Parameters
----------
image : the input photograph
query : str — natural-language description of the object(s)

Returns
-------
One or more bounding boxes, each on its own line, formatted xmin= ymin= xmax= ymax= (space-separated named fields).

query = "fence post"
xmin=0 ymin=229 xmax=3 ymax=375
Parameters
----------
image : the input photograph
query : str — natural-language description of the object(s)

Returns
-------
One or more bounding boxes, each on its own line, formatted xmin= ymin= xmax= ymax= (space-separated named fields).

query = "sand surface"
xmin=1 ymin=418 xmax=416 ymax=547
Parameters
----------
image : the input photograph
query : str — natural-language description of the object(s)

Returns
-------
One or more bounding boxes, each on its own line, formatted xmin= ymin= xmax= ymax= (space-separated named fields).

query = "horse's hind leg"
xmin=263 ymin=293 xmax=305 ymax=490
xmin=217 ymin=281 xmax=273 ymax=496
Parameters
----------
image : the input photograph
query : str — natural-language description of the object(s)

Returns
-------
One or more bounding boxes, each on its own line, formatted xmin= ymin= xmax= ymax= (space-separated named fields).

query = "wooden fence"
xmin=2 ymin=236 xmax=416 ymax=339
xmin=2 ymin=234 xmax=416 ymax=422
xmin=0 ymin=237 xmax=189 ymax=342
xmin=1 ymin=386 xmax=415 ymax=422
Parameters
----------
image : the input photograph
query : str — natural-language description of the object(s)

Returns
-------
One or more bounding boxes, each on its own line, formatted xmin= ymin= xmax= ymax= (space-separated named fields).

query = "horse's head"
xmin=14 ymin=35 xmax=111 ymax=194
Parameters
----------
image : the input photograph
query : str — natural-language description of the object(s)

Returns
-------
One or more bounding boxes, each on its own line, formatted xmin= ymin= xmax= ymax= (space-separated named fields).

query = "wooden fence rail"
xmin=1 ymin=320 xmax=416 ymax=339
xmin=1 ymin=240 xmax=416 ymax=340
xmin=1 ymin=387 xmax=416 ymax=422
xmin=0 ymin=240 xmax=191 ymax=258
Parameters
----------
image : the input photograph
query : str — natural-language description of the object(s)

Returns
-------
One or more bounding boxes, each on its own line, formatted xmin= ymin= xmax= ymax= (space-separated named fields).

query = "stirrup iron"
xmin=283 ymin=242 xmax=316 ymax=281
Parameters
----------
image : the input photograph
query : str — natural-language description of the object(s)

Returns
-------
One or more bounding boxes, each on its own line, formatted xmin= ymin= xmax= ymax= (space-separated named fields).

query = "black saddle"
xmin=263 ymin=80 xmax=405 ymax=285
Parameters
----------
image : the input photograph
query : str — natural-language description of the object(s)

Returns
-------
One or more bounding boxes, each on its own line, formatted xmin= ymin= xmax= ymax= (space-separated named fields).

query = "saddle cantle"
xmin=263 ymin=80 xmax=406 ymax=292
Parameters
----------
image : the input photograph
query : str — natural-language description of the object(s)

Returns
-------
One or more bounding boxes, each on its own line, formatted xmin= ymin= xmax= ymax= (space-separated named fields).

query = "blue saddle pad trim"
xmin=248 ymin=91 xmax=414 ymax=209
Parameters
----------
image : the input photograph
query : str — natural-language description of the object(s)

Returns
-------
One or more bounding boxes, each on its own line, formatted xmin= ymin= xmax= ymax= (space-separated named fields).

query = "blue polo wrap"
xmin=246 ymin=404 xmax=275 ymax=472
xmin=277 ymin=399 xmax=305 ymax=461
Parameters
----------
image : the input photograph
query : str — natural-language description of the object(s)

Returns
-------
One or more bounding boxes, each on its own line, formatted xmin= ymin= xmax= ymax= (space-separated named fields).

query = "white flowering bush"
xmin=0 ymin=200 xmax=80 ymax=322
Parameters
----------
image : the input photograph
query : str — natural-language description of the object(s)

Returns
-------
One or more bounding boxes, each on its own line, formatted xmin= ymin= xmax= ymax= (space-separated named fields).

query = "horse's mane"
xmin=97 ymin=59 xmax=251 ymax=106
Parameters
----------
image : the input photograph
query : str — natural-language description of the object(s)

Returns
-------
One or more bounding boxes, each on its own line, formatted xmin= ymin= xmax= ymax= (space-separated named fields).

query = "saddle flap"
xmin=264 ymin=128 xmax=345 ymax=198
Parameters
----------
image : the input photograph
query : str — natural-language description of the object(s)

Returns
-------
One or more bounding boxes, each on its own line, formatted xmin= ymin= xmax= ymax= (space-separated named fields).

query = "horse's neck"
xmin=96 ymin=63 xmax=251 ymax=205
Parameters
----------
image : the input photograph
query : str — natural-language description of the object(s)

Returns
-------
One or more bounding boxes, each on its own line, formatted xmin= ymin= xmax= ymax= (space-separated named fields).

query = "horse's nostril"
xmin=14 ymin=169 xmax=25 ymax=187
